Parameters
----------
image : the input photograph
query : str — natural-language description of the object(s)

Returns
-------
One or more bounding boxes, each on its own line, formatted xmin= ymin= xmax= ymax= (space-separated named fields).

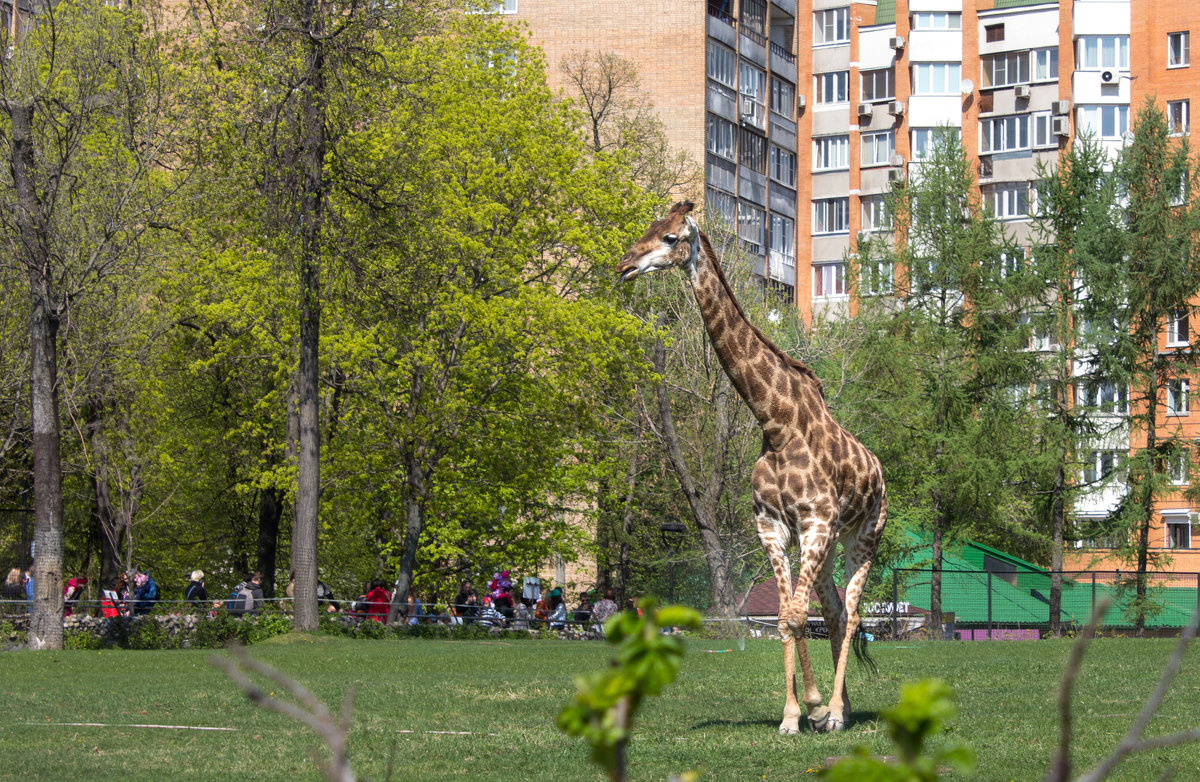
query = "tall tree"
xmin=851 ymin=132 xmax=1042 ymax=630
xmin=0 ymin=0 xmax=173 ymax=648
xmin=1094 ymin=102 xmax=1200 ymax=634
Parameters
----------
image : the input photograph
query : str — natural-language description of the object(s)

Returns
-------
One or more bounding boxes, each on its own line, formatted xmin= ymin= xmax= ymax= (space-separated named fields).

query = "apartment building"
xmin=506 ymin=0 xmax=1200 ymax=572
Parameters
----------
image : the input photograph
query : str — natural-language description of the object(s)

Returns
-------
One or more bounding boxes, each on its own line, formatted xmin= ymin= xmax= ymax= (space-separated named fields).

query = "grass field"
xmin=2 ymin=633 xmax=1198 ymax=781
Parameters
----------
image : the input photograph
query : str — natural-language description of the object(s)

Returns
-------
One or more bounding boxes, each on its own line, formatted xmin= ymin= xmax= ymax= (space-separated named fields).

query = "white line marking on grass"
xmin=22 ymin=722 xmax=237 ymax=732
xmin=396 ymin=730 xmax=501 ymax=737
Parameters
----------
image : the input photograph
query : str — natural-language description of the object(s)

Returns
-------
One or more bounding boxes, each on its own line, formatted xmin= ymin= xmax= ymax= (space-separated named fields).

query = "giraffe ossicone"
xmin=617 ymin=201 xmax=888 ymax=734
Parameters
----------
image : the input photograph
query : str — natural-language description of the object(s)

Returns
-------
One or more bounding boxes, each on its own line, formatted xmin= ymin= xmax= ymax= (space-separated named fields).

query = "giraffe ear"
xmin=683 ymin=215 xmax=699 ymax=240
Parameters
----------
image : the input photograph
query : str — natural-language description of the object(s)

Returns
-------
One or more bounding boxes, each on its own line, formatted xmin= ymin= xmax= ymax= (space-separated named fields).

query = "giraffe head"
xmin=616 ymin=201 xmax=700 ymax=283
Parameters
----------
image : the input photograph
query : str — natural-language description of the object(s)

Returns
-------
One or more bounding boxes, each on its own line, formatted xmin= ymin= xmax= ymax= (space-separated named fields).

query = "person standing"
xmin=184 ymin=570 xmax=208 ymax=608
xmin=591 ymin=589 xmax=619 ymax=628
xmin=364 ymin=580 xmax=391 ymax=623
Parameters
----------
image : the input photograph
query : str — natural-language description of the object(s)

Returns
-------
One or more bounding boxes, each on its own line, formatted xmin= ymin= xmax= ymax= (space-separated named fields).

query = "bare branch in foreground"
xmin=211 ymin=644 xmax=356 ymax=782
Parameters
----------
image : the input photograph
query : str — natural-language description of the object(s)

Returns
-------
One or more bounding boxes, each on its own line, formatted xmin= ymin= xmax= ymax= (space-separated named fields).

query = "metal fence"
xmin=877 ymin=568 xmax=1200 ymax=639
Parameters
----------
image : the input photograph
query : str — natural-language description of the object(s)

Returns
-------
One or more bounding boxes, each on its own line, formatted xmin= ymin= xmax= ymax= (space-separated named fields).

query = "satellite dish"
xmin=959 ymin=78 xmax=974 ymax=95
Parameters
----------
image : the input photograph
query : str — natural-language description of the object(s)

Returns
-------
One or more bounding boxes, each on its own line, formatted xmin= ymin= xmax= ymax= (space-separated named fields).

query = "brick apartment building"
xmin=504 ymin=0 xmax=1200 ymax=573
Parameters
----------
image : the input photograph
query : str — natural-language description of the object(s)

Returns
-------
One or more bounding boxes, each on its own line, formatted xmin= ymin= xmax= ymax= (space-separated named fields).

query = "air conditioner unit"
xmin=1101 ymin=70 xmax=1115 ymax=83
xmin=1014 ymin=84 xmax=1031 ymax=99
xmin=1052 ymin=116 xmax=1070 ymax=136
xmin=888 ymin=100 xmax=905 ymax=116
xmin=740 ymin=96 xmax=756 ymax=117
xmin=857 ymin=102 xmax=872 ymax=116
xmin=797 ymin=94 xmax=806 ymax=110
xmin=889 ymin=153 xmax=905 ymax=167
xmin=1052 ymin=99 xmax=1070 ymax=115
xmin=889 ymin=35 xmax=905 ymax=50
xmin=888 ymin=168 xmax=906 ymax=183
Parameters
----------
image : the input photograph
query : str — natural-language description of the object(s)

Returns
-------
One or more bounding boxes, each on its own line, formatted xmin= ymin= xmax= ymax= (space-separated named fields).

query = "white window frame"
xmin=1033 ymin=48 xmax=1059 ymax=81
xmin=1078 ymin=379 xmax=1129 ymax=414
xmin=984 ymin=183 xmax=1030 ymax=220
xmin=814 ymin=7 xmax=850 ymax=45
xmin=813 ymin=262 xmax=847 ymax=299
xmin=1032 ymin=112 xmax=1055 ymax=148
xmin=1169 ymin=309 xmax=1190 ymax=347
xmin=981 ymin=115 xmax=1030 ymax=153
xmin=739 ymin=61 xmax=766 ymax=109
xmin=861 ymin=195 xmax=890 ymax=233
xmin=1164 ymin=511 xmax=1193 ymax=549
xmin=911 ymin=127 xmax=960 ymax=160
xmin=769 ymin=214 xmax=795 ymax=269
xmin=813 ymin=135 xmax=849 ymax=171
xmin=1168 ymin=378 xmax=1190 ymax=416
xmin=912 ymin=63 xmax=961 ymax=96
xmin=1168 ymin=100 xmax=1190 ymax=136
xmin=707 ymin=41 xmax=737 ymax=88
xmin=813 ymin=197 xmax=850 ymax=235
xmin=861 ymin=68 xmax=894 ymax=102
xmin=1169 ymin=452 xmax=1190 ymax=486
xmin=770 ymin=76 xmax=795 ymax=116
xmin=859 ymin=257 xmax=894 ymax=295
xmin=861 ymin=131 xmax=895 ymax=167
xmin=982 ymin=52 xmax=1030 ymax=89
xmin=1168 ymin=31 xmax=1190 ymax=68
xmin=706 ymin=188 xmax=736 ymax=228
xmin=1078 ymin=105 xmax=1130 ymax=140
xmin=815 ymin=71 xmax=849 ymax=104
xmin=1082 ymin=450 xmax=1121 ymax=484
xmin=1078 ymin=35 xmax=1130 ymax=70
xmin=769 ymin=144 xmax=797 ymax=186
xmin=707 ymin=114 xmax=736 ymax=160
xmin=911 ymin=11 xmax=960 ymax=30
xmin=738 ymin=202 xmax=765 ymax=254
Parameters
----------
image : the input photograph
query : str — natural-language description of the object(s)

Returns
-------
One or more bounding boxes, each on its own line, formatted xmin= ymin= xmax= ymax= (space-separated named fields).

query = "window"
xmin=981 ymin=115 xmax=1030 ymax=153
xmin=770 ymin=77 xmax=795 ymax=116
xmin=1168 ymin=378 xmax=1190 ymax=416
xmin=912 ymin=63 xmax=961 ymax=95
xmin=1019 ymin=312 xmax=1059 ymax=351
xmin=859 ymin=257 xmax=894 ymax=295
xmin=985 ymin=24 xmax=1004 ymax=43
xmin=1033 ymin=48 xmax=1059 ymax=81
xmin=814 ymin=263 xmax=847 ymax=298
xmin=1078 ymin=380 xmax=1129 ymax=414
xmin=984 ymin=184 xmax=1030 ymax=220
xmin=707 ymin=114 xmax=736 ymax=160
xmin=769 ymin=145 xmax=797 ymax=186
xmin=1165 ymin=513 xmax=1192 ymax=549
xmin=814 ymin=7 xmax=849 ymax=45
xmin=862 ymin=132 xmax=895 ymax=167
xmin=706 ymin=188 xmax=736 ymax=227
xmin=769 ymin=214 xmax=795 ymax=268
xmin=912 ymin=127 xmax=960 ymax=160
xmin=1169 ymin=309 xmax=1190 ymax=346
xmin=740 ymin=62 xmax=766 ymax=103
xmin=1082 ymin=450 xmax=1122 ymax=484
xmin=814 ymin=198 xmax=850 ymax=234
xmin=911 ymin=12 xmax=960 ymax=30
xmin=1168 ymin=100 xmax=1190 ymax=135
xmin=862 ymin=68 xmax=894 ymax=102
xmin=480 ymin=0 xmax=517 ymax=13
xmin=861 ymin=195 xmax=891 ymax=232
xmin=982 ymin=52 xmax=1030 ymax=88
xmin=1078 ymin=105 xmax=1130 ymax=140
xmin=813 ymin=135 xmax=849 ymax=171
xmin=1032 ymin=112 xmax=1055 ymax=147
xmin=741 ymin=0 xmax=766 ymax=34
xmin=707 ymin=41 xmax=737 ymax=88
xmin=1169 ymin=452 xmax=1190 ymax=486
xmin=1078 ymin=35 xmax=1130 ymax=70
xmin=738 ymin=202 xmax=765 ymax=253
xmin=1168 ymin=31 xmax=1190 ymax=68
xmin=816 ymin=71 xmax=849 ymax=104
xmin=739 ymin=128 xmax=767 ymax=173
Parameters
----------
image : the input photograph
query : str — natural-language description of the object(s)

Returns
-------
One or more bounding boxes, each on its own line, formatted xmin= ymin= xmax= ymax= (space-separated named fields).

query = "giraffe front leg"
xmin=814 ymin=549 xmax=851 ymax=724
xmin=756 ymin=510 xmax=804 ymax=734
xmin=781 ymin=524 xmax=834 ymax=733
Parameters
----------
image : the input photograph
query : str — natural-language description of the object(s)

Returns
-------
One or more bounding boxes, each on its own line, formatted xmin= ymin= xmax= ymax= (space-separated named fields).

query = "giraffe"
xmin=616 ymin=201 xmax=887 ymax=733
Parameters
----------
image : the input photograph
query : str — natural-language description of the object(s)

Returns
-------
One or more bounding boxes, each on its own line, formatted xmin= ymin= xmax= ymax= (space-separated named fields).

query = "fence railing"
xmin=880 ymin=568 xmax=1200 ymax=639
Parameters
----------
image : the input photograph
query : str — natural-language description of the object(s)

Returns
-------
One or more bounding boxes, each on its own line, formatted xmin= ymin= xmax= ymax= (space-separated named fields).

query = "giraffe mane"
xmin=696 ymin=230 xmax=825 ymax=398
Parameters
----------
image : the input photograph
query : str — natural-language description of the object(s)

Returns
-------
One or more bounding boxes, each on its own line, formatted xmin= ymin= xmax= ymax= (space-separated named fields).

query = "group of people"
xmin=447 ymin=573 xmax=622 ymax=631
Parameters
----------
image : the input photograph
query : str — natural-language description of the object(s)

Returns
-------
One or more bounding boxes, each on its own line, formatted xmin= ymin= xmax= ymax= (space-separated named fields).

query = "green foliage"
xmin=557 ymin=600 xmax=702 ymax=781
xmin=821 ymin=679 xmax=974 ymax=782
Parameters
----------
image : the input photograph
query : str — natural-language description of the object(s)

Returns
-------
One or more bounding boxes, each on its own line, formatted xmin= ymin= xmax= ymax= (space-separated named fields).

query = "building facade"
xmin=506 ymin=0 xmax=1200 ymax=572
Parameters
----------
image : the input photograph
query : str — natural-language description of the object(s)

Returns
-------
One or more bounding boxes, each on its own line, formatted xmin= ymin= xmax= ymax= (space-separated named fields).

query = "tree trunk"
xmin=930 ymin=501 xmax=944 ymax=637
xmin=1049 ymin=461 xmax=1066 ymax=637
xmin=291 ymin=8 xmax=327 ymax=634
xmin=387 ymin=461 xmax=425 ymax=624
xmin=257 ymin=487 xmax=282 ymax=600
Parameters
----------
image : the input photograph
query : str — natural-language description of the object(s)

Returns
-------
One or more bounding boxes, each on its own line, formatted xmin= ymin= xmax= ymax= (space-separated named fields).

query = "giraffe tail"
xmin=852 ymin=630 xmax=878 ymax=675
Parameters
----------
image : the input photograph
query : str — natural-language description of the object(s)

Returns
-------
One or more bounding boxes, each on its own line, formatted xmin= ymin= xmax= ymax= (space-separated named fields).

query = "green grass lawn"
xmin=1 ymin=633 xmax=1198 ymax=781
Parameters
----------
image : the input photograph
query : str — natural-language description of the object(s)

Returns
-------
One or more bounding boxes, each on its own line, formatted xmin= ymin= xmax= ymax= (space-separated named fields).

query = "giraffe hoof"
xmin=808 ymin=707 xmax=846 ymax=733
xmin=779 ymin=716 xmax=801 ymax=735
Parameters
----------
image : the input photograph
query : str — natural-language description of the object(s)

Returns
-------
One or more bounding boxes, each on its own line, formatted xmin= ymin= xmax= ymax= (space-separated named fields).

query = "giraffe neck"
xmin=687 ymin=231 xmax=822 ymax=438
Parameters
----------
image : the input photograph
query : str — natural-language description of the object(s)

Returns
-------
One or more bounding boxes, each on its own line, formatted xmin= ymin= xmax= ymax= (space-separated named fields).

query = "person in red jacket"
xmin=365 ymin=580 xmax=391 ymax=623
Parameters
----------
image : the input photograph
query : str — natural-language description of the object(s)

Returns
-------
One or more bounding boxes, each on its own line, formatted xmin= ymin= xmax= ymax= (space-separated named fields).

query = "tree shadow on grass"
xmin=690 ymin=710 xmax=879 ymax=731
